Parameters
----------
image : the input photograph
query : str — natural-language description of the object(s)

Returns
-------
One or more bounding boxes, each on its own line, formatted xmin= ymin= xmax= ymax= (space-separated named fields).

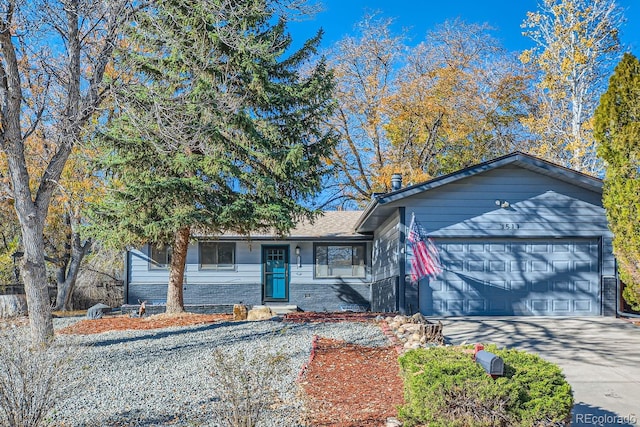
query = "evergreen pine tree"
xmin=594 ymin=53 xmax=640 ymax=310
xmin=90 ymin=0 xmax=335 ymax=312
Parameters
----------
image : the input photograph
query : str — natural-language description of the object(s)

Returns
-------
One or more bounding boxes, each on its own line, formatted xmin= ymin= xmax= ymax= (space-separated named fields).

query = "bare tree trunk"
xmin=0 ymin=0 xmax=130 ymax=345
xmin=20 ymin=219 xmax=54 ymax=343
xmin=0 ymin=22 xmax=55 ymax=343
xmin=54 ymin=233 xmax=92 ymax=311
xmin=166 ymin=227 xmax=189 ymax=314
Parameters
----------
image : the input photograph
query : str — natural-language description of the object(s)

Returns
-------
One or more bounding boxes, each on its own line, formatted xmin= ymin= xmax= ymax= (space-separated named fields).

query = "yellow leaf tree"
xmin=521 ymin=0 xmax=623 ymax=173
xmin=386 ymin=20 xmax=536 ymax=180
xmin=0 ymin=0 xmax=131 ymax=344
xmin=326 ymin=17 xmax=535 ymax=207
xmin=324 ymin=15 xmax=404 ymax=206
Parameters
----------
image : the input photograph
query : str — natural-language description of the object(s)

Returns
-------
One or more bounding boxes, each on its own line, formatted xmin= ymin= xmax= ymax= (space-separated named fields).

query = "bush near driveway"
xmin=398 ymin=345 xmax=573 ymax=427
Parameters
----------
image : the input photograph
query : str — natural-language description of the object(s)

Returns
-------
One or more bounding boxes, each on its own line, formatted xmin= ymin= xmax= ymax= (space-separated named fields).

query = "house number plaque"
xmin=501 ymin=223 xmax=520 ymax=230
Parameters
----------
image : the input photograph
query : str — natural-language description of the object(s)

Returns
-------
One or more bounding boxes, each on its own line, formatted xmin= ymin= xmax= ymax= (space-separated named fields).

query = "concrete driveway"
xmin=440 ymin=317 xmax=640 ymax=427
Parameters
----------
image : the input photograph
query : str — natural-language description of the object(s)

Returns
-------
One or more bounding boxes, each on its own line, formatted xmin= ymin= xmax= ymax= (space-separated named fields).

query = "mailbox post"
xmin=475 ymin=350 xmax=504 ymax=377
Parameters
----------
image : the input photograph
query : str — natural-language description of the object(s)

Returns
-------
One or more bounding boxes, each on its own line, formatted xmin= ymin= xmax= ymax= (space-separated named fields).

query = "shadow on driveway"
xmin=440 ymin=317 xmax=640 ymax=427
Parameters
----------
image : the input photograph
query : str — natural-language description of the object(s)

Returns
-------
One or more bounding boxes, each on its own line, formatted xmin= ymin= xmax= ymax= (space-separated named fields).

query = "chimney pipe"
xmin=391 ymin=173 xmax=402 ymax=191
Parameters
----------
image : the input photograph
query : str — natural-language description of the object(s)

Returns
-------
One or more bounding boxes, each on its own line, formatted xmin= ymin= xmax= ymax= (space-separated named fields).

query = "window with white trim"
xmin=200 ymin=242 xmax=235 ymax=269
xmin=314 ymin=244 xmax=366 ymax=278
xmin=149 ymin=245 xmax=171 ymax=269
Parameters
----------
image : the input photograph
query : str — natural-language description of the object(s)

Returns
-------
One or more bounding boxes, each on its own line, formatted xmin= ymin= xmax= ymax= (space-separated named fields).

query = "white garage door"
xmin=419 ymin=238 xmax=601 ymax=316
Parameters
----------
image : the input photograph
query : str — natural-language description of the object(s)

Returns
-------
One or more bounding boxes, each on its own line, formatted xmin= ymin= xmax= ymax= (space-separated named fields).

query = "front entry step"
xmin=263 ymin=304 xmax=299 ymax=315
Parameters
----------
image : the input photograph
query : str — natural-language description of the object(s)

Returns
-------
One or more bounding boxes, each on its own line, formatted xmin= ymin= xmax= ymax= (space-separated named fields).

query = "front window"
xmin=200 ymin=242 xmax=235 ymax=269
xmin=315 ymin=244 xmax=366 ymax=278
xmin=149 ymin=245 xmax=171 ymax=269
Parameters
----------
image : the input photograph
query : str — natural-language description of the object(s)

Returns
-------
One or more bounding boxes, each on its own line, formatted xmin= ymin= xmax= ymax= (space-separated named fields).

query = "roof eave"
xmin=354 ymin=197 xmax=382 ymax=233
xmin=353 ymin=152 xmax=603 ymax=233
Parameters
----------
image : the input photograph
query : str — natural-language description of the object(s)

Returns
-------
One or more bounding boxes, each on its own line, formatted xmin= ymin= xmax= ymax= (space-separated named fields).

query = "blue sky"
xmin=288 ymin=0 xmax=640 ymax=55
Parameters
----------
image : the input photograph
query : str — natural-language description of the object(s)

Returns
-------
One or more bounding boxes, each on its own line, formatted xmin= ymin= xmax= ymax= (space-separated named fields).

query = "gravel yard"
xmin=48 ymin=317 xmax=390 ymax=427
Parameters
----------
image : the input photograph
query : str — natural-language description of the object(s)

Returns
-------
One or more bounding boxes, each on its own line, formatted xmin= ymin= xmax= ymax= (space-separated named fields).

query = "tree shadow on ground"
xmin=571 ymin=402 xmax=637 ymax=427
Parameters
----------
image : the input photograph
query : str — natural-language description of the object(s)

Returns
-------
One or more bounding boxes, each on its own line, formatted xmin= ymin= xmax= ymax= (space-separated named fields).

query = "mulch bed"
xmin=56 ymin=312 xmax=232 ymax=335
xmin=299 ymin=337 xmax=405 ymax=427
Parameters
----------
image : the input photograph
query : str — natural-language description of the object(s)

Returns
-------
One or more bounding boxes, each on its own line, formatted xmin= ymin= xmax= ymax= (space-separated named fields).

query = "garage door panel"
xmin=468 ymin=299 xmax=486 ymax=312
xmin=574 ymin=300 xmax=593 ymax=311
xmin=489 ymin=299 xmax=508 ymax=312
xmin=448 ymin=260 xmax=464 ymax=272
xmin=531 ymin=299 xmax=549 ymax=312
xmin=575 ymin=280 xmax=591 ymax=292
xmin=510 ymin=261 xmax=527 ymax=272
xmin=532 ymin=261 xmax=549 ymax=272
xmin=553 ymin=281 xmax=573 ymax=292
xmin=553 ymin=261 xmax=570 ymax=272
xmin=420 ymin=238 xmax=600 ymax=316
xmin=489 ymin=261 xmax=506 ymax=271
xmin=532 ymin=281 xmax=549 ymax=292
xmin=553 ymin=300 xmax=571 ymax=312
xmin=468 ymin=260 xmax=484 ymax=271
xmin=447 ymin=299 xmax=464 ymax=312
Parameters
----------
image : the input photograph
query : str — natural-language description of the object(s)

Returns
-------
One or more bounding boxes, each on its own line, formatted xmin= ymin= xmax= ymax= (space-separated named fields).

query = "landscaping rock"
xmin=233 ymin=304 xmax=248 ymax=321
xmin=86 ymin=303 xmax=111 ymax=319
xmin=247 ymin=306 xmax=275 ymax=321
xmin=381 ymin=313 xmax=445 ymax=351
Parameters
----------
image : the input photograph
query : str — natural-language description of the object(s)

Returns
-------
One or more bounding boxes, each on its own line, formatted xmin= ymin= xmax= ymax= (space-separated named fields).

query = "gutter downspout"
xmin=123 ymin=250 xmax=130 ymax=305
xmin=398 ymin=207 xmax=406 ymax=314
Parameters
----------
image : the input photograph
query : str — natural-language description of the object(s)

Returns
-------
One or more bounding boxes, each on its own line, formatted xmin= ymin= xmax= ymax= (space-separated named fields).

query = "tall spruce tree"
xmin=90 ymin=0 xmax=335 ymax=313
xmin=594 ymin=52 xmax=640 ymax=310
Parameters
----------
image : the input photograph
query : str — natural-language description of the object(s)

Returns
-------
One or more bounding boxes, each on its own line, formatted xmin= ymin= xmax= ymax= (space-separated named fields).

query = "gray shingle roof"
xmin=289 ymin=211 xmax=364 ymax=238
xmin=193 ymin=210 xmax=367 ymax=240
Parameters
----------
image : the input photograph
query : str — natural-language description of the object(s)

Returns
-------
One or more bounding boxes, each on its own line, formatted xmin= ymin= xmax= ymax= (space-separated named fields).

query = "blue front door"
xmin=263 ymin=246 xmax=289 ymax=301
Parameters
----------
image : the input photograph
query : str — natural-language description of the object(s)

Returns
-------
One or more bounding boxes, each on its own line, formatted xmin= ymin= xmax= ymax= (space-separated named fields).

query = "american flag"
xmin=407 ymin=214 xmax=443 ymax=281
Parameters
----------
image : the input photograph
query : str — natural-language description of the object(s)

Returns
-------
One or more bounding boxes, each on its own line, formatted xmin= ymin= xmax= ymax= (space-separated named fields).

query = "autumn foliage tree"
xmin=326 ymin=17 xmax=535 ymax=206
xmin=0 ymin=0 xmax=131 ymax=344
xmin=323 ymin=15 xmax=404 ymax=205
xmin=0 ymin=135 xmax=101 ymax=310
xmin=521 ymin=0 xmax=623 ymax=173
xmin=386 ymin=20 xmax=535 ymax=181
xmin=90 ymin=0 xmax=335 ymax=313
xmin=594 ymin=52 xmax=640 ymax=310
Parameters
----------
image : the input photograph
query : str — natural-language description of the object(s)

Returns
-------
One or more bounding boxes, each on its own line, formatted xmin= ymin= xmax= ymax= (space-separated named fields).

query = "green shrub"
xmin=398 ymin=345 xmax=573 ymax=427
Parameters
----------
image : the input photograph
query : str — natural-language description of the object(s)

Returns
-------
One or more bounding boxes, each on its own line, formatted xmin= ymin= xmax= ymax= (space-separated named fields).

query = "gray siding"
xmin=403 ymin=166 xmax=613 ymax=274
xmin=127 ymin=240 xmax=372 ymax=310
xmin=405 ymin=167 xmax=606 ymax=234
xmin=289 ymin=283 xmax=370 ymax=312
xmin=373 ymin=211 xmax=400 ymax=282
xmin=371 ymin=277 xmax=398 ymax=312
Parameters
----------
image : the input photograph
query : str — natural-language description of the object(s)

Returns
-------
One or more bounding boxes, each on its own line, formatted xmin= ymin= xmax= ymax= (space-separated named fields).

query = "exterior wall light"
xmin=295 ymin=246 xmax=301 ymax=268
xmin=495 ymin=200 xmax=510 ymax=208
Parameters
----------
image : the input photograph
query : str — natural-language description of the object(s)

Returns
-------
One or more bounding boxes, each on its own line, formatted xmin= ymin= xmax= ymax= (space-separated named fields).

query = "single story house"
xmin=124 ymin=152 xmax=618 ymax=316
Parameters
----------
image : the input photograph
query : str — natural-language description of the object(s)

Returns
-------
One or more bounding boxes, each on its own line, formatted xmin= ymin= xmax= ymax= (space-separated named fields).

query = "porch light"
xmin=295 ymin=246 xmax=301 ymax=256
xmin=295 ymin=246 xmax=301 ymax=268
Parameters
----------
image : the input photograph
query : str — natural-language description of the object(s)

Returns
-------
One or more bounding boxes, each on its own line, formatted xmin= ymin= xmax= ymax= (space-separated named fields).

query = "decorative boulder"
xmin=247 ymin=306 xmax=274 ymax=321
xmin=86 ymin=303 xmax=111 ymax=319
xmin=233 ymin=304 xmax=248 ymax=321
xmin=0 ymin=294 xmax=27 ymax=318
